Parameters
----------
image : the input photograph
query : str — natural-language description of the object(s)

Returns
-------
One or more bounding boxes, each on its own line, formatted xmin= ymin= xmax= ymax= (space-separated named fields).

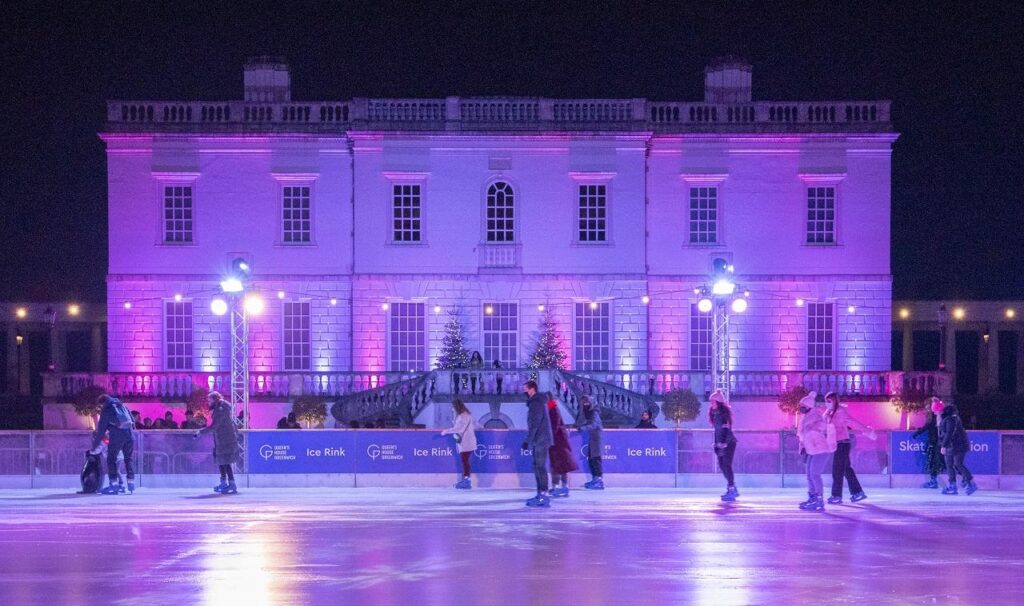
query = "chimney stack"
xmin=704 ymin=57 xmax=752 ymax=104
xmin=244 ymin=56 xmax=291 ymax=103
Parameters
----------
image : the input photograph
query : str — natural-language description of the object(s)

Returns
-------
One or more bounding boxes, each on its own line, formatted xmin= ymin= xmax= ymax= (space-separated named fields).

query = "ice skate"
xmin=921 ymin=478 xmax=939 ymax=489
xmin=807 ymin=494 xmax=825 ymax=512
xmin=118 ymin=482 xmax=126 ymax=494
xmin=223 ymin=482 xmax=238 ymax=494
xmin=214 ymin=482 xmax=228 ymax=493
xmin=850 ymin=492 xmax=867 ymax=503
xmin=126 ymin=482 xmax=135 ymax=495
xmin=827 ymin=495 xmax=843 ymax=504
xmin=584 ymin=478 xmax=605 ymax=490
xmin=526 ymin=494 xmax=551 ymax=508
xmin=965 ymin=481 xmax=978 ymax=495
xmin=941 ymin=485 xmax=958 ymax=495
xmin=455 ymin=478 xmax=471 ymax=490
xmin=798 ymin=492 xmax=815 ymax=510
xmin=550 ymin=485 xmax=569 ymax=498
xmin=99 ymin=484 xmax=121 ymax=495
xmin=721 ymin=486 xmax=738 ymax=502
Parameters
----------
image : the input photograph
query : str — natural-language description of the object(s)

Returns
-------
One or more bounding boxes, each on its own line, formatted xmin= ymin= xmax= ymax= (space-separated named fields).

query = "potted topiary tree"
xmin=778 ymin=385 xmax=810 ymax=429
xmin=73 ymin=385 xmax=107 ymax=430
xmin=661 ymin=388 xmax=702 ymax=428
xmin=292 ymin=396 xmax=328 ymax=428
xmin=186 ymin=387 xmax=210 ymax=426
xmin=891 ymin=384 xmax=930 ymax=430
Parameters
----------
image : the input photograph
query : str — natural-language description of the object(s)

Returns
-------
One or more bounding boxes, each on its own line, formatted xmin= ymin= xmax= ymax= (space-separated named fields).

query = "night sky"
xmin=2 ymin=2 xmax=1021 ymax=303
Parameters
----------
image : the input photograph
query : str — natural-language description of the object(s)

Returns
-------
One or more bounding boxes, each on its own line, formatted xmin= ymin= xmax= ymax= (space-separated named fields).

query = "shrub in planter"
xmin=778 ymin=385 xmax=810 ymax=428
xmin=891 ymin=384 xmax=930 ymax=429
xmin=186 ymin=387 xmax=210 ymax=422
xmin=73 ymin=385 xmax=107 ymax=429
xmin=661 ymin=389 xmax=701 ymax=427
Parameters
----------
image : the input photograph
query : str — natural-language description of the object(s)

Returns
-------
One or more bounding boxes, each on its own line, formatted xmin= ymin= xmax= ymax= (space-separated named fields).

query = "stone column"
xmin=5 ymin=325 xmax=17 ymax=394
xmin=943 ymin=326 xmax=957 ymax=383
xmin=901 ymin=324 xmax=913 ymax=371
xmin=91 ymin=324 xmax=105 ymax=372
xmin=980 ymin=330 xmax=995 ymax=393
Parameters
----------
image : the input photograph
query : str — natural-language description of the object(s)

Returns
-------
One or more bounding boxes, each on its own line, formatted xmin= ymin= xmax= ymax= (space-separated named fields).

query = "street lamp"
xmin=696 ymin=258 xmax=748 ymax=398
xmin=15 ymin=330 xmax=23 ymax=395
xmin=43 ymin=306 xmax=57 ymax=372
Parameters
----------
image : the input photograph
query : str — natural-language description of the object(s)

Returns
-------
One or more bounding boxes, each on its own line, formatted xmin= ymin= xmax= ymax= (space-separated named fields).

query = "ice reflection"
xmin=687 ymin=530 xmax=752 ymax=606
xmin=200 ymin=531 xmax=274 ymax=606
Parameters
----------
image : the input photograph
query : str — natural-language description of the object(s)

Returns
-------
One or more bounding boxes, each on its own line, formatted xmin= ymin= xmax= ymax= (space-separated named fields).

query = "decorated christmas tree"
xmin=528 ymin=309 xmax=568 ymax=370
xmin=436 ymin=310 xmax=471 ymax=369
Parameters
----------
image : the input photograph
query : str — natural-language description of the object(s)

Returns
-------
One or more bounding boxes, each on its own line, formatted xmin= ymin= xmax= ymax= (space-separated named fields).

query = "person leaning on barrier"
xmin=194 ymin=391 xmax=240 ymax=494
xmin=90 ymin=394 xmax=137 ymax=495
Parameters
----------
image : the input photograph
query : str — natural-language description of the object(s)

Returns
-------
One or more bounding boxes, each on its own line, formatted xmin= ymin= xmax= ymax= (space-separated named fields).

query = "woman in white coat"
xmin=796 ymin=391 xmax=836 ymax=512
xmin=441 ymin=398 xmax=478 ymax=489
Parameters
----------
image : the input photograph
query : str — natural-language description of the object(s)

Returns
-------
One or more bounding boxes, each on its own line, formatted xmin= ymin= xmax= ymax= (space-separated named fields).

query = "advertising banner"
xmin=247 ymin=431 xmax=356 ymax=474
xmin=890 ymin=431 xmax=1000 ymax=475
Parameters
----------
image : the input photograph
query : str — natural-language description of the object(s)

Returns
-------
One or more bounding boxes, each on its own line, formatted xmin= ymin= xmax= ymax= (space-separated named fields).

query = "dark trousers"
xmin=945 ymin=451 xmax=973 ymax=484
xmin=107 ymin=433 xmax=135 ymax=482
xmin=532 ymin=448 xmax=549 ymax=493
xmin=926 ymin=443 xmax=945 ymax=479
xmin=716 ymin=440 xmax=737 ymax=486
xmin=460 ymin=451 xmax=472 ymax=477
xmin=218 ymin=464 xmax=235 ymax=482
xmin=588 ymin=456 xmax=603 ymax=478
xmin=831 ymin=440 xmax=863 ymax=497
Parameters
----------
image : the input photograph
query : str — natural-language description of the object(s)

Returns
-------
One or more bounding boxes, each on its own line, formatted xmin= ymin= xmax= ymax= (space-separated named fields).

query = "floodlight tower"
xmin=211 ymin=258 xmax=261 ymax=428
xmin=696 ymin=259 xmax=749 ymax=399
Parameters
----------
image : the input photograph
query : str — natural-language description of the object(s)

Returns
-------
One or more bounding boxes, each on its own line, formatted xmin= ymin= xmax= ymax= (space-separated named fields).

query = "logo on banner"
xmin=366 ymin=443 xmax=403 ymax=461
xmin=580 ymin=444 xmax=616 ymax=459
xmin=259 ymin=444 xmax=274 ymax=460
xmin=476 ymin=443 xmax=511 ymax=461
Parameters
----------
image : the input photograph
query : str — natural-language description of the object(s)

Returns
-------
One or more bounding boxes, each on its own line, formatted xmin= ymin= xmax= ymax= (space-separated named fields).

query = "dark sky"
xmin=2 ymin=2 xmax=1021 ymax=303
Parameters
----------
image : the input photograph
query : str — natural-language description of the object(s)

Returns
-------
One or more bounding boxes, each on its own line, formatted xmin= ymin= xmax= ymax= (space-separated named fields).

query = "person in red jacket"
xmin=546 ymin=393 xmax=579 ymax=498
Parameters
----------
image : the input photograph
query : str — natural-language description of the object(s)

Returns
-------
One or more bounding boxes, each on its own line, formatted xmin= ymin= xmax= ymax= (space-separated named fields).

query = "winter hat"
xmin=798 ymin=391 xmax=820 ymax=409
xmin=930 ymin=397 xmax=945 ymax=413
xmin=709 ymin=390 xmax=727 ymax=405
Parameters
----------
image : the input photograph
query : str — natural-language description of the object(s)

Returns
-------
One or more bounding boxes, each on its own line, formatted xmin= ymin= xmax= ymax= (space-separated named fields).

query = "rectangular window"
xmin=282 ymin=186 xmax=312 ymax=243
xmin=392 ymin=184 xmax=422 ymax=242
xmin=690 ymin=303 xmax=713 ymax=371
xmin=163 ymin=185 xmax=193 ymax=243
xmin=578 ymin=184 xmax=607 ymax=242
xmin=164 ymin=300 xmax=193 ymax=371
xmin=806 ymin=186 xmax=836 ymax=244
xmin=283 ymin=301 xmax=311 ymax=371
xmin=482 ymin=303 xmax=518 ymax=368
xmin=574 ymin=302 xmax=611 ymax=370
xmin=807 ymin=302 xmax=834 ymax=370
xmin=688 ymin=186 xmax=718 ymax=244
xmin=389 ymin=302 xmax=426 ymax=371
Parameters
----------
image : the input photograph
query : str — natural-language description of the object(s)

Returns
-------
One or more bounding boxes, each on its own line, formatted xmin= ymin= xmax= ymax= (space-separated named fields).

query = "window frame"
xmin=689 ymin=302 xmax=713 ymax=371
xmin=153 ymin=172 xmax=200 ymax=246
xmin=806 ymin=301 xmax=836 ymax=371
xmin=680 ymin=174 xmax=727 ymax=248
xmin=798 ymin=173 xmax=845 ymax=247
xmin=163 ymin=298 xmax=194 ymax=371
xmin=384 ymin=172 xmax=429 ymax=245
xmin=282 ymin=300 xmax=312 ymax=371
xmin=481 ymin=301 xmax=520 ymax=369
xmin=273 ymin=173 xmax=318 ymax=246
xmin=573 ymin=301 xmax=613 ymax=371
xmin=386 ymin=301 xmax=428 ymax=371
xmin=483 ymin=180 xmax=517 ymax=244
xmin=570 ymin=173 xmax=614 ymax=245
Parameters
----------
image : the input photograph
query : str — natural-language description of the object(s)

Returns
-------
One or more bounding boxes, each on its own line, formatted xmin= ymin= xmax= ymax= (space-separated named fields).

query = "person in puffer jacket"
xmin=195 ymin=392 xmax=241 ymax=494
xmin=824 ymin=392 xmax=876 ymax=504
xmin=935 ymin=399 xmax=977 ymax=495
xmin=90 ymin=394 xmax=136 ymax=495
xmin=796 ymin=391 xmax=835 ymax=511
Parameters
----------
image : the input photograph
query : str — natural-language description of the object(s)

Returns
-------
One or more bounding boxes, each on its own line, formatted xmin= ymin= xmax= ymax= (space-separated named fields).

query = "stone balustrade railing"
xmin=105 ymin=97 xmax=891 ymax=132
xmin=46 ymin=369 xmax=950 ymax=401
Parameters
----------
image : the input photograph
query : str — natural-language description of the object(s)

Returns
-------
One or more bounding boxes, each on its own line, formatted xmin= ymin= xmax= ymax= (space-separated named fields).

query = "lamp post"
xmin=937 ymin=304 xmax=948 ymax=371
xmin=15 ymin=330 xmax=23 ymax=396
xmin=44 ymin=306 xmax=57 ymax=372
xmin=212 ymin=258 xmax=260 ymax=429
xmin=696 ymin=259 xmax=748 ymax=399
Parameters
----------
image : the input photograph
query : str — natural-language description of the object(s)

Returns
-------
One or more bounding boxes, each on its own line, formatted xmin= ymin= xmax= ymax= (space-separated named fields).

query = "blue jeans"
xmin=806 ymin=453 xmax=830 ymax=495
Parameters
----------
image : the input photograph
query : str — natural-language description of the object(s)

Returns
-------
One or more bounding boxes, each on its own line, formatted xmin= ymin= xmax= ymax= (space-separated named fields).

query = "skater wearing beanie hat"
xmin=708 ymin=390 xmax=738 ymax=502
xmin=824 ymin=392 xmax=876 ymax=504
xmin=194 ymin=392 xmax=240 ymax=494
xmin=913 ymin=398 xmax=946 ymax=488
xmin=937 ymin=399 xmax=977 ymax=495
xmin=546 ymin=393 xmax=579 ymax=498
xmin=796 ymin=391 xmax=835 ymax=511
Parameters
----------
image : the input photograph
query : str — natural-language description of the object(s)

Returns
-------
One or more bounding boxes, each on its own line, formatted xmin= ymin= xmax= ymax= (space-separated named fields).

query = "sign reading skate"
xmin=890 ymin=431 xmax=1000 ymax=475
xmin=247 ymin=431 xmax=356 ymax=474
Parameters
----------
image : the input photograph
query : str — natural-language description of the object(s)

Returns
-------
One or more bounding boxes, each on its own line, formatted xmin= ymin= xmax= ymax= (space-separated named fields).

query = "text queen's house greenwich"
xmin=98 ymin=57 xmax=908 ymax=429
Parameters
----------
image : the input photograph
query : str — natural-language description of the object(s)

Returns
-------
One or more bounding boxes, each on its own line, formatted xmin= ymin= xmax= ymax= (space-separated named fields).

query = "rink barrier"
xmin=0 ymin=430 xmax=1021 ymax=489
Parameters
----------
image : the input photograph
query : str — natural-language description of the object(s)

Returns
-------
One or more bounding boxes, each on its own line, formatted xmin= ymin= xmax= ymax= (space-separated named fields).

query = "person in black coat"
xmin=522 ymin=380 xmax=553 ymax=507
xmin=935 ymin=400 xmax=977 ymax=495
xmin=90 ymin=394 xmax=136 ymax=495
xmin=635 ymin=410 xmax=657 ymax=429
xmin=912 ymin=400 xmax=945 ymax=489
xmin=708 ymin=390 xmax=739 ymax=502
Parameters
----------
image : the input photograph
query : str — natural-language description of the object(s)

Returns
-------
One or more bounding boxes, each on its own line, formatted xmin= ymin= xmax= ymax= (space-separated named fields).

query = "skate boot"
xmin=827 ymin=495 xmax=843 ymax=505
xmin=808 ymin=494 xmax=825 ymax=512
xmin=118 ymin=482 xmax=126 ymax=494
xmin=941 ymin=484 xmax=958 ymax=495
xmin=214 ymin=482 xmax=228 ymax=493
xmin=526 ymin=493 xmax=551 ymax=508
xmin=455 ymin=477 xmax=471 ymax=490
xmin=798 ymin=492 xmax=816 ymax=510
xmin=223 ymin=482 xmax=238 ymax=494
xmin=922 ymin=478 xmax=939 ymax=489
xmin=126 ymin=481 xmax=135 ymax=495
xmin=965 ymin=481 xmax=978 ymax=495
xmin=850 ymin=492 xmax=868 ymax=503
xmin=550 ymin=485 xmax=569 ymax=498
xmin=584 ymin=478 xmax=605 ymax=490
xmin=100 ymin=483 xmax=121 ymax=495
xmin=721 ymin=486 xmax=738 ymax=502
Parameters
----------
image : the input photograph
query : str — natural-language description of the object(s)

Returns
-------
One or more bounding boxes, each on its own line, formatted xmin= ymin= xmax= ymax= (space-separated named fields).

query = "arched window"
xmin=486 ymin=182 xmax=515 ymax=242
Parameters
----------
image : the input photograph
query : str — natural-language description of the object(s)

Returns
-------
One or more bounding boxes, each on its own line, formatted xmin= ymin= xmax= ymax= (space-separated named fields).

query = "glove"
xmin=521 ymin=441 xmax=529 ymax=451
xmin=193 ymin=430 xmax=201 ymax=439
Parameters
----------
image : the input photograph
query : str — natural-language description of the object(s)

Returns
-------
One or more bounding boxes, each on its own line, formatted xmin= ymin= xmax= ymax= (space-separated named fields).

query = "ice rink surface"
xmin=0 ymin=486 xmax=1021 ymax=605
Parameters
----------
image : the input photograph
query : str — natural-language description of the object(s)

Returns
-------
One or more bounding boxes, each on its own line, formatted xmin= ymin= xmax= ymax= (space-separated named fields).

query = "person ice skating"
xmin=440 ymin=399 xmax=477 ymax=489
xmin=194 ymin=391 xmax=240 ymax=494
xmin=824 ymin=392 xmax=876 ymax=504
xmin=635 ymin=410 xmax=657 ymax=429
xmin=576 ymin=395 xmax=605 ymax=490
xmin=469 ymin=351 xmax=484 ymax=394
xmin=493 ymin=359 xmax=504 ymax=394
xmin=90 ymin=394 xmax=136 ymax=495
xmin=796 ymin=391 xmax=835 ymax=511
xmin=522 ymin=380 xmax=554 ymax=507
xmin=708 ymin=390 xmax=738 ymax=502
xmin=913 ymin=401 xmax=945 ymax=488
xmin=546 ymin=393 xmax=579 ymax=498
xmin=935 ymin=399 xmax=977 ymax=495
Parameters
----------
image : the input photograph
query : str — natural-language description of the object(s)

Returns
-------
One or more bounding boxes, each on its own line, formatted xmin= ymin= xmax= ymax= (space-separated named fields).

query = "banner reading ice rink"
xmin=248 ymin=430 xmax=677 ymax=474
xmin=890 ymin=431 xmax=1000 ymax=475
